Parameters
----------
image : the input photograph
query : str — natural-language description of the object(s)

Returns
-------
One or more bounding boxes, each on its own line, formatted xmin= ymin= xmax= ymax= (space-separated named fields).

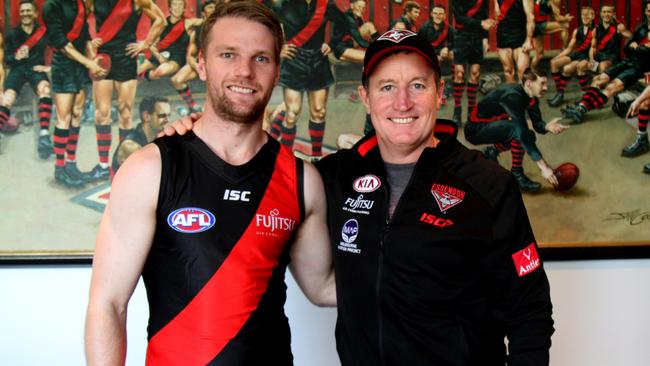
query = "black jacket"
xmin=316 ymin=120 xmax=554 ymax=366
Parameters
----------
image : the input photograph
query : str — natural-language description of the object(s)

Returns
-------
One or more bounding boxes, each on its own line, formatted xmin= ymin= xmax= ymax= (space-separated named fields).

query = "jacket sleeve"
xmin=527 ymin=98 xmax=547 ymax=135
xmin=488 ymin=176 xmax=554 ymax=366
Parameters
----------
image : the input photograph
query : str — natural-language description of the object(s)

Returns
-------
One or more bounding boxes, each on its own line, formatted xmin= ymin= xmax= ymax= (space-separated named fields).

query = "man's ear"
xmin=358 ymin=85 xmax=371 ymax=114
xmin=198 ymin=50 xmax=207 ymax=81
xmin=142 ymin=111 xmax=152 ymax=123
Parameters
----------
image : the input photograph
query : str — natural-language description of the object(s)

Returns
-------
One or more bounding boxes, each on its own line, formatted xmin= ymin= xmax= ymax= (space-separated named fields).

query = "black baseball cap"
xmin=362 ymin=29 xmax=441 ymax=85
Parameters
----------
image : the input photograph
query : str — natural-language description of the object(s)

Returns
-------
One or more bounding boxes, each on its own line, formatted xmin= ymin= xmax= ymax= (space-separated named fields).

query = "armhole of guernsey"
xmin=153 ymin=138 xmax=171 ymax=214
xmin=296 ymin=158 xmax=305 ymax=222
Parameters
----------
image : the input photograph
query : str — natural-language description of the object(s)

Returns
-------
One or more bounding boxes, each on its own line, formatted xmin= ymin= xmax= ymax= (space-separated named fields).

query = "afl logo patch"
xmin=167 ymin=207 xmax=215 ymax=233
xmin=353 ymin=175 xmax=381 ymax=193
xmin=341 ymin=219 xmax=359 ymax=243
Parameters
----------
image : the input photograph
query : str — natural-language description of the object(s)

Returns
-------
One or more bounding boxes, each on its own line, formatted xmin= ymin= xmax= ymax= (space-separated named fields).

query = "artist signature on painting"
xmin=606 ymin=210 xmax=650 ymax=226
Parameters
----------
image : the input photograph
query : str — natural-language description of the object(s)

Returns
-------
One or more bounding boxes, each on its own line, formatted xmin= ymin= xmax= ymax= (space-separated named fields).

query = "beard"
xmin=209 ymin=82 xmax=269 ymax=125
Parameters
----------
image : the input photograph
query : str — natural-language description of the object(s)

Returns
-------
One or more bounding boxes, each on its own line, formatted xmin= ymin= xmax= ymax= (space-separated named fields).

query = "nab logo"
xmin=419 ymin=213 xmax=454 ymax=228
xmin=167 ymin=207 xmax=215 ymax=233
xmin=341 ymin=219 xmax=359 ymax=243
xmin=223 ymin=189 xmax=251 ymax=202
xmin=353 ymin=175 xmax=381 ymax=193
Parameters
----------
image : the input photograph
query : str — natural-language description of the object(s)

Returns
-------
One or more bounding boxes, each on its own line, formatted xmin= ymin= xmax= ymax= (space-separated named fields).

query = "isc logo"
xmin=223 ymin=189 xmax=251 ymax=202
xmin=419 ymin=213 xmax=454 ymax=228
xmin=167 ymin=207 xmax=216 ymax=233
xmin=353 ymin=175 xmax=381 ymax=193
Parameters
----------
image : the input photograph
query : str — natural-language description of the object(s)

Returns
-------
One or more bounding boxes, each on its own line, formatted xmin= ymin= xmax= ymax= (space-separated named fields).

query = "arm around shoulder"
xmin=85 ymin=144 xmax=162 ymax=366
xmin=288 ymin=162 xmax=336 ymax=307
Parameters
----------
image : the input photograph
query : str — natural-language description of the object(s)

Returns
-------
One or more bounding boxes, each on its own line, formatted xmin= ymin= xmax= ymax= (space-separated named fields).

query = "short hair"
xmin=19 ymin=0 xmax=36 ymax=9
xmin=600 ymin=4 xmax=615 ymax=11
xmin=200 ymin=0 xmax=284 ymax=64
xmin=349 ymin=0 xmax=365 ymax=4
xmin=168 ymin=0 xmax=186 ymax=7
xmin=521 ymin=68 xmax=540 ymax=84
xmin=140 ymin=96 xmax=169 ymax=121
xmin=432 ymin=4 xmax=446 ymax=12
xmin=202 ymin=0 xmax=216 ymax=11
xmin=404 ymin=1 xmax=420 ymax=14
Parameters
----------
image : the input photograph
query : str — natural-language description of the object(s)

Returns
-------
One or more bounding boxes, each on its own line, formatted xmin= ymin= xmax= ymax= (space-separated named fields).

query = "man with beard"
xmin=85 ymin=1 xmax=334 ymax=364
xmin=0 ymin=0 xmax=53 ymax=159
xmin=87 ymin=0 xmax=166 ymax=182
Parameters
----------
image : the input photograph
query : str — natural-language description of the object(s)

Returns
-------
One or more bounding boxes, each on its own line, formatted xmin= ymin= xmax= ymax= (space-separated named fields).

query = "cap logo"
xmin=377 ymin=29 xmax=417 ymax=43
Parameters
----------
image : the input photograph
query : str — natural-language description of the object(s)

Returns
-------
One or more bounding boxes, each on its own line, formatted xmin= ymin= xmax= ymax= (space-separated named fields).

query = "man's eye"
xmin=221 ymin=52 xmax=233 ymax=59
xmin=380 ymin=85 xmax=394 ymax=92
xmin=256 ymin=55 xmax=270 ymax=63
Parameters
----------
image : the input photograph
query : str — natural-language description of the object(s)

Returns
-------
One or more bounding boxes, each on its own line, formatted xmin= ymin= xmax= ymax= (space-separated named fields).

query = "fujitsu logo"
xmin=345 ymin=195 xmax=374 ymax=210
xmin=255 ymin=209 xmax=296 ymax=236
xmin=512 ymin=243 xmax=541 ymax=277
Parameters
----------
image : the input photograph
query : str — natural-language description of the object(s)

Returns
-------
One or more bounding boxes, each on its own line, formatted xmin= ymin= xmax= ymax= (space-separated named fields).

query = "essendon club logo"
xmin=353 ymin=175 xmax=381 ymax=193
xmin=377 ymin=29 xmax=416 ymax=43
xmin=431 ymin=183 xmax=465 ymax=212
xmin=512 ymin=243 xmax=541 ymax=277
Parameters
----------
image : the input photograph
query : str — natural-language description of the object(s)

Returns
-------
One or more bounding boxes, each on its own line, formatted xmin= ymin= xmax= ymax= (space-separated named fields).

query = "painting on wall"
xmin=0 ymin=0 xmax=648 ymax=262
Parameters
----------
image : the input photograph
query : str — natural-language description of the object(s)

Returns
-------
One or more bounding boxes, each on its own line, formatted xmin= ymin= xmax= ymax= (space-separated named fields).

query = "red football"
xmin=553 ymin=162 xmax=580 ymax=191
xmin=89 ymin=53 xmax=112 ymax=81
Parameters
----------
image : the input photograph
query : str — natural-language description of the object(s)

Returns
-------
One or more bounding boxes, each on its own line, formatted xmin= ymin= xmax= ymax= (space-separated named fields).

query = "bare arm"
xmin=556 ymin=29 xmax=577 ymax=57
xmin=289 ymin=163 xmax=336 ymax=307
xmin=127 ymin=0 xmax=167 ymax=57
xmin=60 ymin=42 xmax=107 ymax=78
xmin=627 ymin=85 xmax=650 ymax=117
xmin=522 ymin=0 xmax=535 ymax=51
xmin=617 ymin=23 xmax=632 ymax=39
xmin=85 ymin=144 xmax=161 ymax=366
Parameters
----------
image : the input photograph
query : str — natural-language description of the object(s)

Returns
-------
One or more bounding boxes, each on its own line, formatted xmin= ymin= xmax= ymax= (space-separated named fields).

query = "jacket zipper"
xmin=376 ymin=165 xmax=419 ymax=364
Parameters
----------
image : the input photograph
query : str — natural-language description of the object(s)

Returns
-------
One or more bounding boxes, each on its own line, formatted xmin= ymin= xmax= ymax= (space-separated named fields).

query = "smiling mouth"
xmin=389 ymin=117 xmax=416 ymax=124
xmin=228 ymin=86 xmax=256 ymax=94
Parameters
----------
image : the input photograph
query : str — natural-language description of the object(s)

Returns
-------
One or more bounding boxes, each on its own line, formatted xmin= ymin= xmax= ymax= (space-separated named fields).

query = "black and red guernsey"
xmin=145 ymin=133 xmax=304 ymax=365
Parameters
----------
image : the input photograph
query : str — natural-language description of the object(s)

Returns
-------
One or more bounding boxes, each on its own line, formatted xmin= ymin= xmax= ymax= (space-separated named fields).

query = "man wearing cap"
xmin=316 ymin=28 xmax=554 ymax=365
xmin=162 ymin=28 xmax=555 ymax=365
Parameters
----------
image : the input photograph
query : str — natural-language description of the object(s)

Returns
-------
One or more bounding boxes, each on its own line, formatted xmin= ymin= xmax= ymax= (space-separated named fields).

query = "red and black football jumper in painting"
xmin=145 ymin=133 xmax=305 ymax=365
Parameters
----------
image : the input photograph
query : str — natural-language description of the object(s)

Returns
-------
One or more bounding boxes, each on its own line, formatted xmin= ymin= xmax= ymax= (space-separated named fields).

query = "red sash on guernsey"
xmin=157 ymin=18 xmax=185 ymax=51
xmin=288 ymin=0 xmax=327 ymax=47
xmin=96 ymin=0 xmax=132 ymax=44
xmin=470 ymin=105 xmax=508 ymax=123
xmin=597 ymin=24 xmax=617 ymax=51
xmin=640 ymin=37 xmax=650 ymax=46
xmin=575 ymin=27 xmax=593 ymax=52
xmin=145 ymin=149 xmax=300 ymax=365
xmin=15 ymin=22 xmax=47 ymax=56
xmin=534 ymin=2 xmax=550 ymax=22
xmin=431 ymin=23 xmax=449 ymax=48
xmin=498 ymin=0 xmax=517 ymax=22
xmin=67 ymin=0 xmax=86 ymax=42
xmin=456 ymin=0 xmax=483 ymax=30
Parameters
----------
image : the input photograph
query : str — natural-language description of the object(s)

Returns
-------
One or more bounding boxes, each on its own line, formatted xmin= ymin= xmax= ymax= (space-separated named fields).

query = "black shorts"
xmin=4 ymin=67 xmax=49 ymax=94
xmin=453 ymin=32 xmax=484 ymax=65
xmin=280 ymin=48 xmax=334 ymax=91
xmin=150 ymin=50 xmax=186 ymax=69
xmin=497 ymin=25 xmax=527 ymax=49
xmin=569 ymin=51 xmax=589 ymax=61
xmin=534 ymin=22 xmax=548 ymax=37
xmin=595 ymin=52 xmax=620 ymax=64
xmin=99 ymin=45 xmax=137 ymax=81
xmin=605 ymin=59 xmax=647 ymax=88
xmin=50 ymin=53 xmax=90 ymax=94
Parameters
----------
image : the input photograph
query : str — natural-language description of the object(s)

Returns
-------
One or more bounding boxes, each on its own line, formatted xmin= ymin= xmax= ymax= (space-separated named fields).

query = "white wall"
xmin=0 ymin=260 xmax=649 ymax=366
